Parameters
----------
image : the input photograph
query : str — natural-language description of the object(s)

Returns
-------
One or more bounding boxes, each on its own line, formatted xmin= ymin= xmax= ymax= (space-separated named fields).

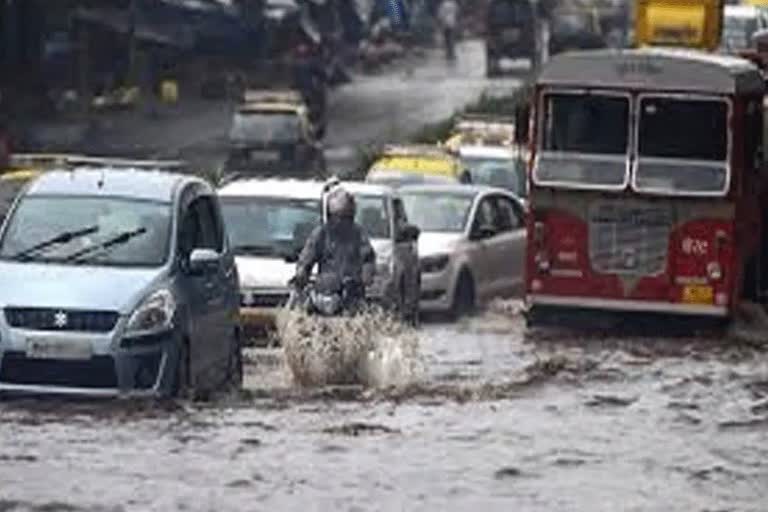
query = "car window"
xmin=494 ymin=196 xmax=523 ymax=231
xmin=179 ymin=195 xmax=223 ymax=255
xmin=472 ymin=197 xmax=497 ymax=232
xmin=355 ymin=195 xmax=390 ymax=239
xmin=393 ymin=198 xmax=409 ymax=229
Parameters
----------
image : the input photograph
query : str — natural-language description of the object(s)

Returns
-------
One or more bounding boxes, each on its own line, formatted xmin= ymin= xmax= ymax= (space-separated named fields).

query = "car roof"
xmin=218 ymin=177 xmax=325 ymax=200
xmin=397 ymin=183 xmax=497 ymax=196
xmin=339 ymin=181 xmax=395 ymax=197
xmin=237 ymin=103 xmax=302 ymax=114
xmin=23 ymin=168 xmax=196 ymax=202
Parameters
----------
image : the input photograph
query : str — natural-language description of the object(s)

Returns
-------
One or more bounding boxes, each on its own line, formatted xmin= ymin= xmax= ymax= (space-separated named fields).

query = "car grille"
xmin=0 ymin=352 xmax=118 ymax=389
xmin=4 ymin=308 xmax=119 ymax=333
xmin=588 ymin=202 xmax=672 ymax=276
xmin=240 ymin=291 xmax=289 ymax=308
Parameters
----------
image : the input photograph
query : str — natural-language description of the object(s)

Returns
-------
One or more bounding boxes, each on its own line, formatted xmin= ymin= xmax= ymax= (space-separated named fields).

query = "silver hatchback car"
xmin=0 ymin=168 xmax=242 ymax=397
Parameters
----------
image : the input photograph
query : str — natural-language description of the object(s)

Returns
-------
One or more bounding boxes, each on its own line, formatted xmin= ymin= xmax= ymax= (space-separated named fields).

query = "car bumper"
xmin=0 ymin=327 xmax=178 ymax=397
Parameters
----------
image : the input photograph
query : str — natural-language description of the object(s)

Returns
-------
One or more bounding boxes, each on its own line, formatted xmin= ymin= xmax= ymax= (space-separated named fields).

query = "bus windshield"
xmin=634 ymin=96 xmax=729 ymax=195
xmin=535 ymin=92 xmax=629 ymax=189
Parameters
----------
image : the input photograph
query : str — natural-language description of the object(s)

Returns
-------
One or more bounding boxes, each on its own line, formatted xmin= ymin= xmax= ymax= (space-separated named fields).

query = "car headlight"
xmin=125 ymin=289 xmax=176 ymax=336
xmin=420 ymin=254 xmax=450 ymax=274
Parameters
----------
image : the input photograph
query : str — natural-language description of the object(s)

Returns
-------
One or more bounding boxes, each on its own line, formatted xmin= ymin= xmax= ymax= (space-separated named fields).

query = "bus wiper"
xmin=10 ymin=225 xmax=99 ymax=261
xmin=63 ymin=227 xmax=147 ymax=264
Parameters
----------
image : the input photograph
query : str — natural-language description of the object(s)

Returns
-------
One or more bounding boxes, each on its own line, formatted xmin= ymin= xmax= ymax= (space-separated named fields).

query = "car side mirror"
xmin=514 ymin=102 xmax=530 ymax=145
xmin=188 ymin=248 xmax=221 ymax=275
xmin=397 ymin=224 xmax=420 ymax=243
xmin=282 ymin=247 xmax=300 ymax=263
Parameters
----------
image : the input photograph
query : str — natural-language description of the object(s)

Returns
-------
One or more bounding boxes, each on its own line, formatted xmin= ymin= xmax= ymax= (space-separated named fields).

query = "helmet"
xmin=327 ymin=187 xmax=356 ymax=220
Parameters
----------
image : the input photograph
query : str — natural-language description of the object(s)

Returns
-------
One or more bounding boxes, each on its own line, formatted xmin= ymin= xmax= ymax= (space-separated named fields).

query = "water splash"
xmin=276 ymin=307 xmax=424 ymax=389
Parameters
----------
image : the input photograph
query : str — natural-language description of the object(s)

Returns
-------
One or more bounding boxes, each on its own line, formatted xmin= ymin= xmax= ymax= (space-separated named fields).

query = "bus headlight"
xmin=707 ymin=262 xmax=723 ymax=281
xmin=535 ymin=251 xmax=550 ymax=273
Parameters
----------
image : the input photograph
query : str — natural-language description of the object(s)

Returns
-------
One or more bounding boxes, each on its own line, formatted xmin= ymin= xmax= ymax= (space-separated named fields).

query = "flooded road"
xmin=1 ymin=308 xmax=766 ymax=511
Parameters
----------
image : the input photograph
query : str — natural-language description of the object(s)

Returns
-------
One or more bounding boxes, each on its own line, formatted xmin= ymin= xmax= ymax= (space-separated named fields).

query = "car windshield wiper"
xmin=62 ymin=227 xmax=147 ymax=264
xmin=232 ymin=244 xmax=276 ymax=256
xmin=10 ymin=225 xmax=99 ymax=262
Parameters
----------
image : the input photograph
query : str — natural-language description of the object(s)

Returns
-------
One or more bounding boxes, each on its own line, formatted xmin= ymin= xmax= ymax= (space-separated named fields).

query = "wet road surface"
xmin=0 ymin=308 xmax=767 ymax=511
xmin=2 ymin=41 xmax=767 ymax=511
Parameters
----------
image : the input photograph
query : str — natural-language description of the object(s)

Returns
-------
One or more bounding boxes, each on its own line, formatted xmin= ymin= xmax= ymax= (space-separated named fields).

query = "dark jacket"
xmin=296 ymin=219 xmax=375 ymax=286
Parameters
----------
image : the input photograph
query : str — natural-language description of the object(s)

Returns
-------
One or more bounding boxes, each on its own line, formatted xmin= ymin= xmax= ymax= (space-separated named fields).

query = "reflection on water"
xmin=0 ymin=306 xmax=767 ymax=511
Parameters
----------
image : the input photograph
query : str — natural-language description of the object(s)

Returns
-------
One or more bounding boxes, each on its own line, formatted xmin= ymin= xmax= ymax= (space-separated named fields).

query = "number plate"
xmin=682 ymin=285 xmax=714 ymax=305
xmin=26 ymin=338 xmax=92 ymax=360
xmin=502 ymin=28 xmax=520 ymax=41
xmin=249 ymin=150 xmax=279 ymax=161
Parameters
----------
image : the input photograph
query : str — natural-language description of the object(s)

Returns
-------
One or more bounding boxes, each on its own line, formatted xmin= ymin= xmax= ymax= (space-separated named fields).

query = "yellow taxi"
xmin=225 ymin=89 xmax=326 ymax=176
xmin=365 ymin=144 xmax=470 ymax=186
xmin=443 ymin=114 xmax=516 ymax=152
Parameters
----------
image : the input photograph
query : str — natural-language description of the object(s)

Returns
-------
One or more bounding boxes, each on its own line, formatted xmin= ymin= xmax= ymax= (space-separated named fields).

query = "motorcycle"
xmin=286 ymin=272 xmax=366 ymax=317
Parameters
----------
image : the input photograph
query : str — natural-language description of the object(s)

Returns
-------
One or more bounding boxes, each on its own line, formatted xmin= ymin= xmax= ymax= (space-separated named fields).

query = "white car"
xmin=720 ymin=5 xmax=768 ymax=53
xmin=326 ymin=182 xmax=421 ymax=323
xmin=218 ymin=178 xmax=325 ymax=342
xmin=458 ymin=144 xmax=529 ymax=204
xmin=399 ymin=184 xmax=527 ymax=317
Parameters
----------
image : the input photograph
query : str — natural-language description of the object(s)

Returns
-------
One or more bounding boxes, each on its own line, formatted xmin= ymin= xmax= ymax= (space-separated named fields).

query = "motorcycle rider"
xmin=293 ymin=186 xmax=376 ymax=310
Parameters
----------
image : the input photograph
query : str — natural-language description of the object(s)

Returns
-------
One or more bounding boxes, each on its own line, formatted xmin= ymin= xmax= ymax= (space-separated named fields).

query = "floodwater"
xmin=0 ymin=305 xmax=766 ymax=512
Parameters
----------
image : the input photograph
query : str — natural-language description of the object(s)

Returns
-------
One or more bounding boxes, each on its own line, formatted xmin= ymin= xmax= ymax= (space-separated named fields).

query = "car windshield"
xmin=221 ymin=196 xmax=321 ymax=256
xmin=401 ymin=191 xmax=474 ymax=233
xmin=635 ymin=96 xmax=729 ymax=194
xmin=353 ymin=195 xmax=390 ymax=239
xmin=536 ymin=92 xmax=629 ymax=188
xmin=489 ymin=0 xmax=533 ymax=24
xmin=230 ymin=111 xmax=301 ymax=144
xmin=0 ymin=196 xmax=171 ymax=266
xmin=462 ymin=155 xmax=527 ymax=197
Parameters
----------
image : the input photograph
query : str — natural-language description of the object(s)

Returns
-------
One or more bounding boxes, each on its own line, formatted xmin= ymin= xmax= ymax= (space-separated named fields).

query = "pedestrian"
xmin=437 ymin=0 xmax=459 ymax=60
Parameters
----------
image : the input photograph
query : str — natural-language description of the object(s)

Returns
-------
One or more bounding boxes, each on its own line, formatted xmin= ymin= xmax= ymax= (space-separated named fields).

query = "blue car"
xmin=0 ymin=168 xmax=242 ymax=398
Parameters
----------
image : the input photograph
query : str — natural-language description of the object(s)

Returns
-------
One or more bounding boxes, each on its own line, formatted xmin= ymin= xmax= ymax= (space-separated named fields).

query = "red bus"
xmin=523 ymin=48 xmax=768 ymax=326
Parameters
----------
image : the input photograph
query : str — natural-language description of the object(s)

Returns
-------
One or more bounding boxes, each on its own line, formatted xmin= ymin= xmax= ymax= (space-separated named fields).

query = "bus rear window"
xmin=638 ymin=97 xmax=728 ymax=161
xmin=542 ymin=93 xmax=630 ymax=155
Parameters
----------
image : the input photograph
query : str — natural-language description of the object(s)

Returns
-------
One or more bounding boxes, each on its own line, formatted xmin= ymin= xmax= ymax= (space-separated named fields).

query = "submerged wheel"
xmin=450 ymin=271 xmax=476 ymax=320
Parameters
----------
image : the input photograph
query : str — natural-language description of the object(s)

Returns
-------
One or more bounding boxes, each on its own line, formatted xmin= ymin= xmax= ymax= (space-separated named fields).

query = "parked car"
xmin=365 ymin=144 xmax=471 ymax=187
xmin=399 ymin=184 xmax=526 ymax=318
xmin=0 ymin=167 xmax=242 ymax=397
xmin=327 ymin=182 xmax=421 ymax=324
xmin=218 ymin=178 xmax=325 ymax=343
xmin=224 ymin=90 xmax=326 ymax=178
xmin=485 ymin=0 xmax=536 ymax=76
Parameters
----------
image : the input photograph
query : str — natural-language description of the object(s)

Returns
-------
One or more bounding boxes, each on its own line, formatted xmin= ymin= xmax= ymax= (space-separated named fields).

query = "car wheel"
xmin=225 ymin=328 xmax=244 ymax=392
xmin=172 ymin=339 xmax=191 ymax=399
xmin=450 ymin=271 xmax=476 ymax=320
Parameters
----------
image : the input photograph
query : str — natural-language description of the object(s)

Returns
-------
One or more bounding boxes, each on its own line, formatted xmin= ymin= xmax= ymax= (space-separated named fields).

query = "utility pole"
xmin=128 ymin=0 xmax=138 ymax=87
xmin=533 ymin=0 xmax=555 ymax=75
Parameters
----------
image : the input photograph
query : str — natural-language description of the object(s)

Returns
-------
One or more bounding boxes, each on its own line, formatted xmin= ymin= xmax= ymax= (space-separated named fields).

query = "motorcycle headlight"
xmin=312 ymin=292 xmax=341 ymax=315
xmin=125 ymin=289 xmax=176 ymax=336
xmin=420 ymin=254 xmax=450 ymax=274
xmin=376 ymin=253 xmax=394 ymax=276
